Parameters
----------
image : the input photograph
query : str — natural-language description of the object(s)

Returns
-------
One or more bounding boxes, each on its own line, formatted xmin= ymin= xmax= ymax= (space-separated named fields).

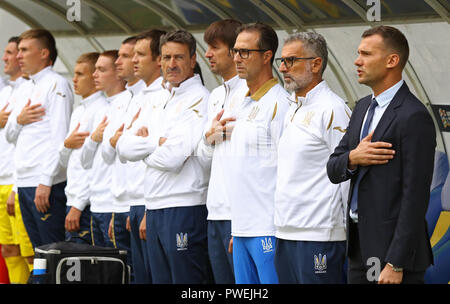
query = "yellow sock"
xmin=4 ymin=256 xmax=30 ymax=284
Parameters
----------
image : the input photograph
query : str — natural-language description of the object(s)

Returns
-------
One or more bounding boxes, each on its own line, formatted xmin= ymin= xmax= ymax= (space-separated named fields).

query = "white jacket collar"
xmin=289 ymin=80 xmax=328 ymax=105
xmin=143 ymin=76 xmax=164 ymax=93
xmin=8 ymin=76 xmax=28 ymax=89
xmin=126 ymin=79 xmax=146 ymax=97
xmin=29 ymin=66 xmax=52 ymax=84
xmin=105 ymin=89 xmax=129 ymax=103
xmin=80 ymin=91 xmax=104 ymax=107
xmin=168 ymin=74 xmax=202 ymax=95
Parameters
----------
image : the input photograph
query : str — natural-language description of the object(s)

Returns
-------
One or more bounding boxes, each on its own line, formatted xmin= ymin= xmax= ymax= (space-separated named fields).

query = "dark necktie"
xmin=350 ymin=98 xmax=378 ymax=214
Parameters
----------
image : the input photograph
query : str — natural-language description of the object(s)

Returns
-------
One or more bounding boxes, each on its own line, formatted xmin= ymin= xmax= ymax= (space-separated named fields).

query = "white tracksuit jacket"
xmin=196 ymin=75 xmax=248 ymax=220
xmin=59 ymin=91 xmax=107 ymax=211
xmin=115 ymin=76 xmax=166 ymax=209
xmin=226 ymin=78 xmax=290 ymax=237
xmin=115 ymin=74 xmax=209 ymax=210
xmin=80 ymin=89 xmax=132 ymax=213
xmin=5 ymin=66 xmax=73 ymax=188
xmin=275 ymin=81 xmax=351 ymax=241
xmin=101 ymin=80 xmax=146 ymax=212
xmin=0 ymin=77 xmax=30 ymax=186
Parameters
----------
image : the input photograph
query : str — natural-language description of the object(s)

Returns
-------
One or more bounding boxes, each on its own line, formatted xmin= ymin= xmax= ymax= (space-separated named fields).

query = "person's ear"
xmin=386 ymin=53 xmax=400 ymax=69
xmin=263 ymin=50 xmax=273 ymax=65
xmin=311 ymin=57 xmax=323 ymax=74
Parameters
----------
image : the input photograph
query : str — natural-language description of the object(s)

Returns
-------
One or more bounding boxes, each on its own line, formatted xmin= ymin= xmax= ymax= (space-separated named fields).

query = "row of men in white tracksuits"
xmin=0 ymin=22 xmax=350 ymax=284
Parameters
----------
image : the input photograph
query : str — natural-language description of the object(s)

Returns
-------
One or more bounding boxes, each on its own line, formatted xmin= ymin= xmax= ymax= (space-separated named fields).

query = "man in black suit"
xmin=327 ymin=26 xmax=435 ymax=284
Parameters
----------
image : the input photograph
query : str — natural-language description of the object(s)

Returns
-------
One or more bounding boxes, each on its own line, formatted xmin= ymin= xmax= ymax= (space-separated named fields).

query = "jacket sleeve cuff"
xmin=85 ymin=136 xmax=99 ymax=150
xmin=69 ymin=200 xmax=89 ymax=212
xmin=39 ymin=174 xmax=53 ymax=187
xmin=143 ymin=135 xmax=161 ymax=166
xmin=103 ymin=140 xmax=116 ymax=158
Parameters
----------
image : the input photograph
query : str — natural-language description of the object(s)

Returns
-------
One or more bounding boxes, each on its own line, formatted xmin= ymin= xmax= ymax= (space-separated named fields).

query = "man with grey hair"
xmin=273 ymin=32 xmax=351 ymax=283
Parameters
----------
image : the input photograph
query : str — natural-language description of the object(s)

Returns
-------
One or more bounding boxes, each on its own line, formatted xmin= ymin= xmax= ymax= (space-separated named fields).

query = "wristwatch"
xmin=387 ymin=263 xmax=403 ymax=272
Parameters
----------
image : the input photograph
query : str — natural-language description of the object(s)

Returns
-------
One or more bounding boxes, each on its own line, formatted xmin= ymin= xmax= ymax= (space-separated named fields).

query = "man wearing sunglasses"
xmin=274 ymin=32 xmax=351 ymax=284
xmin=227 ymin=22 xmax=290 ymax=284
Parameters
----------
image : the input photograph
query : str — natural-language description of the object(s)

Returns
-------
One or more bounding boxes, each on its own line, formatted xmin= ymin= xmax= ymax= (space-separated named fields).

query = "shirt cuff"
xmin=347 ymin=168 xmax=357 ymax=175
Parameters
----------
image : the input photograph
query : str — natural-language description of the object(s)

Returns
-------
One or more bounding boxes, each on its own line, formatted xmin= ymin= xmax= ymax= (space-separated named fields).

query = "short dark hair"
xmin=8 ymin=36 xmax=20 ymax=44
xmin=19 ymin=29 xmax=57 ymax=64
xmin=204 ymin=19 xmax=242 ymax=49
xmin=135 ymin=29 xmax=167 ymax=60
xmin=236 ymin=22 xmax=278 ymax=65
xmin=160 ymin=30 xmax=196 ymax=57
xmin=100 ymin=50 xmax=119 ymax=63
xmin=122 ymin=36 xmax=137 ymax=45
xmin=362 ymin=25 xmax=409 ymax=69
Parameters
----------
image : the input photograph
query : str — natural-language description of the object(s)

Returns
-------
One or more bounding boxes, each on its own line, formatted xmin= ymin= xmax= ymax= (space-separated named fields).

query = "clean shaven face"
xmin=93 ymin=55 xmax=119 ymax=92
xmin=132 ymin=38 xmax=160 ymax=83
xmin=73 ymin=62 xmax=96 ymax=99
xmin=233 ymin=31 xmax=265 ymax=82
xmin=115 ymin=42 xmax=137 ymax=81
xmin=355 ymin=34 xmax=391 ymax=88
xmin=17 ymin=38 xmax=47 ymax=75
xmin=2 ymin=42 xmax=20 ymax=77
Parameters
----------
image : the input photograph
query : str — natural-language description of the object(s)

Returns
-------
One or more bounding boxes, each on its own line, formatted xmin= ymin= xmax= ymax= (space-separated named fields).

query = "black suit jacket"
xmin=327 ymin=82 xmax=435 ymax=271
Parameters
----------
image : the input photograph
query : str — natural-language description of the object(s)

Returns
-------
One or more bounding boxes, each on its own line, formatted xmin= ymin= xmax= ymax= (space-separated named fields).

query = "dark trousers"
xmin=90 ymin=212 xmax=114 ymax=248
xmin=91 ymin=211 xmax=132 ymax=275
xmin=207 ymin=220 xmax=235 ymax=284
xmin=146 ymin=205 xmax=211 ymax=284
xmin=129 ymin=205 xmax=151 ymax=284
xmin=18 ymin=182 xmax=67 ymax=249
xmin=348 ymin=221 xmax=425 ymax=284
xmin=65 ymin=205 xmax=92 ymax=245
xmin=275 ymin=238 xmax=346 ymax=284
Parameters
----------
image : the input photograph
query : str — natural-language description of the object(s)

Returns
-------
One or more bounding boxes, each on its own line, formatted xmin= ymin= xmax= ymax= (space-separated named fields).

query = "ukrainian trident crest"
xmin=176 ymin=233 xmax=188 ymax=251
xmin=314 ymin=254 xmax=327 ymax=273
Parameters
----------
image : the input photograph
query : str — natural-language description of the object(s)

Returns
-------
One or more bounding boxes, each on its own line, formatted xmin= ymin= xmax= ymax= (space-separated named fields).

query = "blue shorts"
xmin=207 ymin=220 xmax=234 ymax=284
xmin=274 ymin=238 xmax=346 ymax=284
xmin=233 ymin=236 xmax=278 ymax=284
xmin=146 ymin=205 xmax=211 ymax=284
xmin=18 ymin=182 xmax=67 ymax=249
